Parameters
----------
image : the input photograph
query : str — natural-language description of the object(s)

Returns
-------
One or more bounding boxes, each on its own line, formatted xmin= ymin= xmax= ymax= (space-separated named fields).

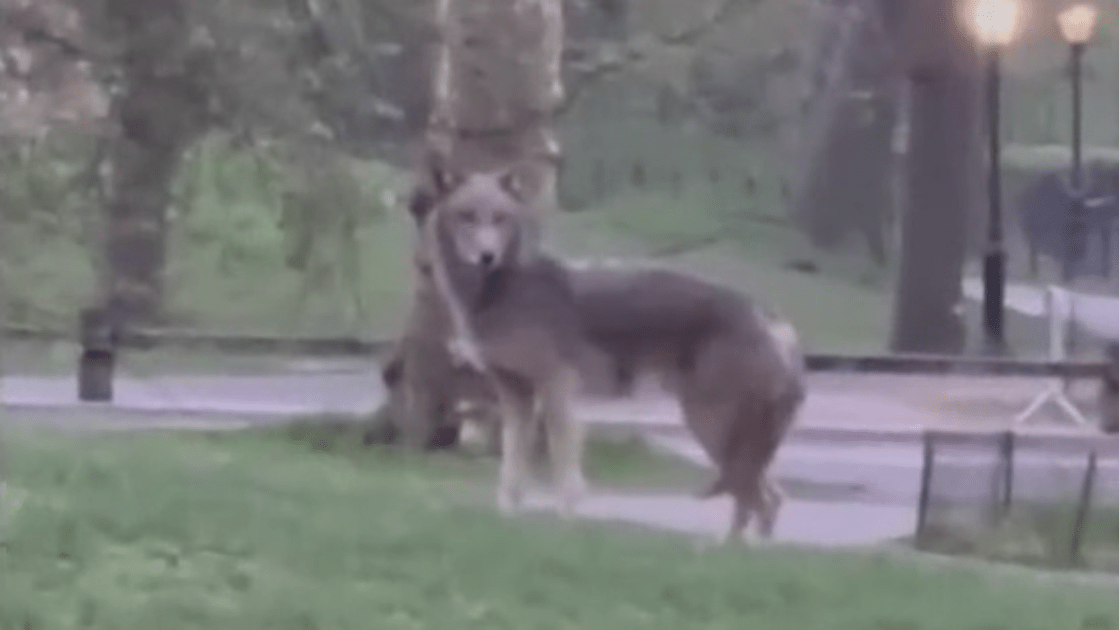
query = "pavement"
xmin=520 ymin=491 xmax=918 ymax=547
xmin=6 ymin=365 xmax=1119 ymax=547
xmin=962 ymin=275 xmax=1119 ymax=339
xmin=649 ymin=434 xmax=1119 ymax=507
xmin=4 ymin=369 xmax=1118 ymax=447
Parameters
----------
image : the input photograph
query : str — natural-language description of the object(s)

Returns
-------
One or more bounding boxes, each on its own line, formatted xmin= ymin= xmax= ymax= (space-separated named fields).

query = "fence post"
xmin=1099 ymin=341 xmax=1119 ymax=434
xmin=77 ymin=306 xmax=117 ymax=402
xmin=998 ymin=430 xmax=1015 ymax=520
xmin=1070 ymin=451 xmax=1098 ymax=565
xmin=914 ymin=430 xmax=936 ymax=547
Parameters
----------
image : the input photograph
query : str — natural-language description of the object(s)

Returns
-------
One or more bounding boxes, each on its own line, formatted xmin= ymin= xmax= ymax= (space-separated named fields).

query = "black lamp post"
xmin=971 ymin=0 xmax=1019 ymax=355
xmin=1058 ymin=4 xmax=1099 ymax=282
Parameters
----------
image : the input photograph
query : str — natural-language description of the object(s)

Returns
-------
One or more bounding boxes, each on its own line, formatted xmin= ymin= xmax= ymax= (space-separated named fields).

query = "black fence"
xmin=915 ymin=430 xmax=1119 ymax=571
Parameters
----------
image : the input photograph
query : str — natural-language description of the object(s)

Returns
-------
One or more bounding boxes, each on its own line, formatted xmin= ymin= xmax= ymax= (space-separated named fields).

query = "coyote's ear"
xmin=425 ymin=150 xmax=464 ymax=198
xmin=496 ymin=162 xmax=532 ymax=202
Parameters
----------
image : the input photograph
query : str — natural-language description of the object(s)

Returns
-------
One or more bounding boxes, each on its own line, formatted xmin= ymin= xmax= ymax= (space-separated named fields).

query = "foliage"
xmin=0 ymin=132 xmax=412 ymax=335
xmin=0 ymin=122 xmax=893 ymax=351
xmin=162 ymin=135 xmax=408 ymax=335
xmin=3 ymin=428 xmax=1117 ymax=629
xmin=0 ymin=0 xmax=106 ymax=139
xmin=12 ymin=0 xmax=1119 ymax=344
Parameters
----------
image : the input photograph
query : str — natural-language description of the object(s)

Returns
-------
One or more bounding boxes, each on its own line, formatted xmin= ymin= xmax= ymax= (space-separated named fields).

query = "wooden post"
xmin=1069 ymin=451 xmax=1098 ymax=565
xmin=77 ymin=307 xmax=116 ymax=402
xmin=998 ymin=430 xmax=1015 ymax=520
xmin=914 ymin=430 xmax=936 ymax=547
xmin=1097 ymin=341 xmax=1119 ymax=434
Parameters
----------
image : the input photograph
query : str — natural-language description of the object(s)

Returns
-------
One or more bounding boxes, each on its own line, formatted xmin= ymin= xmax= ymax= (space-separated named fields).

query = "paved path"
xmin=649 ymin=435 xmax=1119 ymax=508
xmin=4 ymin=371 xmax=1116 ymax=447
xmin=962 ymin=276 xmax=1119 ymax=339
xmin=1 ymin=372 xmax=384 ymax=416
xmin=5 ymin=367 xmax=1119 ymax=546
xmin=521 ymin=491 xmax=917 ymax=547
xmin=5 ymin=277 xmax=1118 ymax=547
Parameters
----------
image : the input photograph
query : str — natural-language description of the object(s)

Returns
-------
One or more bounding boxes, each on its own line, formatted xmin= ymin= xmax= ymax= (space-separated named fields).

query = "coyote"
xmin=404 ymin=157 xmax=806 ymax=541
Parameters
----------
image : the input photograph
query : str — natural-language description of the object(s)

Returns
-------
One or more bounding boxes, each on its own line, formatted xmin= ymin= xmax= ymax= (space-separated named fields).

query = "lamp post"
xmin=970 ymin=0 xmax=1019 ymax=355
xmin=1057 ymin=4 xmax=1099 ymax=282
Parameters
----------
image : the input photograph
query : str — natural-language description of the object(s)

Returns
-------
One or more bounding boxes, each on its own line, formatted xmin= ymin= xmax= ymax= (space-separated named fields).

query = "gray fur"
xmin=565 ymin=265 xmax=806 ymax=542
xmin=420 ymin=162 xmax=588 ymax=518
xmin=411 ymin=161 xmax=806 ymax=540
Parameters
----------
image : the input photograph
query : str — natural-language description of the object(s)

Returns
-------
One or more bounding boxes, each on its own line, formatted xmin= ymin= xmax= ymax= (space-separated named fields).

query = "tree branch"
xmin=556 ymin=0 xmax=758 ymax=116
xmin=1 ymin=3 xmax=91 ymax=62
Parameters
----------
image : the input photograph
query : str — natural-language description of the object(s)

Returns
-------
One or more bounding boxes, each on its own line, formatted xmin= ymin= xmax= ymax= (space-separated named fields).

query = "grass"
xmin=2 ymin=122 xmax=895 ymax=360
xmin=0 ymin=338 xmax=359 ymax=377
xmin=918 ymin=502 xmax=1119 ymax=574
xmin=551 ymin=192 xmax=893 ymax=352
xmin=3 ymin=427 xmax=1119 ymax=629
xmin=260 ymin=415 xmax=712 ymax=492
xmin=4 ymin=133 xmax=1088 ymax=364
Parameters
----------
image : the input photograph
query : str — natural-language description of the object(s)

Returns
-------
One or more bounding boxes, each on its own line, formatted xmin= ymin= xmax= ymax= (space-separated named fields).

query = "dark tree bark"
xmin=887 ymin=0 xmax=980 ymax=353
xmin=831 ymin=89 xmax=900 ymax=266
xmin=99 ymin=2 xmax=212 ymax=323
xmin=788 ymin=0 xmax=899 ymax=260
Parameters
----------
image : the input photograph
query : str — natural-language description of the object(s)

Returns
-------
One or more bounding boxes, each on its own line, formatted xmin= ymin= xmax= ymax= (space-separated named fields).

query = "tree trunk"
xmin=103 ymin=106 xmax=185 ymax=323
xmin=378 ymin=0 xmax=565 ymax=449
xmin=787 ymin=0 xmax=898 ymax=258
xmin=834 ymin=88 xmax=901 ymax=266
xmin=888 ymin=0 xmax=980 ymax=353
xmin=99 ymin=1 xmax=211 ymax=324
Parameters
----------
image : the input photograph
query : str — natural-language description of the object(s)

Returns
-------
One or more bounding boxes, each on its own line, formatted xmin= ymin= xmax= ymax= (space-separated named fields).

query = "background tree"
xmin=786 ymin=0 xmax=900 ymax=267
xmin=886 ymin=0 xmax=981 ymax=353
xmin=4 ymin=0 xmax=424 ymax=325
xmin=381 ymin=0 xmax=773 ymax=448
xmin=0 ymin=0 xmax=106 ymax=334
xmin=385 ymin=0 xmax=565 ymax=448
xmin=6 ymin=0 xmax=1119 ymax=385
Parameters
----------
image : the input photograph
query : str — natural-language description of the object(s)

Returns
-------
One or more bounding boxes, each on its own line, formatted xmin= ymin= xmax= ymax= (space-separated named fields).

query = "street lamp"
xmin=1057 ymin=3 xmax=1099 ymax=282
xmin=969 ymin=0 xmax=1019 ymax=354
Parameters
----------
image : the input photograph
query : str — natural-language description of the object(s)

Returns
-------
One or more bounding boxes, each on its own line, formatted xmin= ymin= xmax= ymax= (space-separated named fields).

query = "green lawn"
xmin=2 ymin=427 xmax=1116 ymax=630
xmin=552 ymin=191 xmax=893 ymax=352
xmin=3 ymin=128 xmax=894 ymax=360
xmin=2 ymin=191 xmax=892 ymax=379
xmin=0 ymin=338 xmax=331 ymax=377
xmin=918 ymin=503 xmax=1119 ymax=573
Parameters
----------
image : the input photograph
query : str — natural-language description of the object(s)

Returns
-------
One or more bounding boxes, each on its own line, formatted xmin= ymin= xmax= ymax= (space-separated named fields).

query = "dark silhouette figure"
xmin=1017 ymin=163 xmax=1119 ymax=280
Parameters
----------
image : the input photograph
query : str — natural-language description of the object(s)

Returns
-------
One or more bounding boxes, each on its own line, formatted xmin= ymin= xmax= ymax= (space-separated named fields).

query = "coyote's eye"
xmin=458 ymin=209 xmax=478 ymax=224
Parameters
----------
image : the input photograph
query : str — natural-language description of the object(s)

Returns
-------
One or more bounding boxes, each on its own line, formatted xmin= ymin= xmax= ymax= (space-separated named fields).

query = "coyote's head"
xmin=410 ymin=155 xmax=534 ymax=273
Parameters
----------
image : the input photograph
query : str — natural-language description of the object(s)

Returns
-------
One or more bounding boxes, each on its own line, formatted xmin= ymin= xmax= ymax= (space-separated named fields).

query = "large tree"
xmin=787 ymin=0 xmax=901 ymax=265
xmin=0 ymin=0 xmax=106 ymax=139
xmin=384 ymin=0 xmax=565 ymax=449
xmin=15 ymin=0 xmax=426 ymax=325
xmin=887 ymin=0 xmax=980 ymax=353
xmin=378 ymin=0 xmax=761 ymax=449
xmin=0 ymin=0 xmax=107 ymax=330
